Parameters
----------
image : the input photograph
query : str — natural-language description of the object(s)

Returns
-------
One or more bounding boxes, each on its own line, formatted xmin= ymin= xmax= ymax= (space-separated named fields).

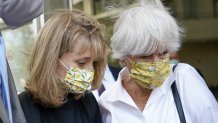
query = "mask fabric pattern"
xmin=129 ymin=58 xmax=172 ymax=89
xmin=59 ymin=60 xmax=94 ymax=93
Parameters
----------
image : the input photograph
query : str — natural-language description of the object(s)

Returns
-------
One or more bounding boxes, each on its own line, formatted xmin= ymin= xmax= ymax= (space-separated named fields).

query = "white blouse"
xmin=99 ymin=63 xmax=218 ymax=123
xmin=92 ymin=64 xmax=116 ymax=100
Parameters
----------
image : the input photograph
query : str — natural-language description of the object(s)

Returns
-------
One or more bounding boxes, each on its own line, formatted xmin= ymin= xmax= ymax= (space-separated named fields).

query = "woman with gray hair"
xmin=99 ymin=0 xmax=218 ymax=123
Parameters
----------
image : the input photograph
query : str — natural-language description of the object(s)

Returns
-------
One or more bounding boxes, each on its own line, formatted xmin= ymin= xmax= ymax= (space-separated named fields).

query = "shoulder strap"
xmin=171 ymin=65 xmax=186 ymax=123
xmin=19 ymin=91 xmax=42 ymax=123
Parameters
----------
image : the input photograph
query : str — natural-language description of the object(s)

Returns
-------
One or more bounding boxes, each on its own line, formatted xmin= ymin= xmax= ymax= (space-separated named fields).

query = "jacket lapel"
xmin=0 ymin=97 xmax=10 ymax=123
xmin=7 ymin=61 xmax=26 ymax=123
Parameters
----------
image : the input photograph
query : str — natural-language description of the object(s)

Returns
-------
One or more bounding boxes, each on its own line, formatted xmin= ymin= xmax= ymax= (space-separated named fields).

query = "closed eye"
xmin=138 ymin=55 xmax=151 ymax=59
xmin=159 ymin=51 xmax=168 ymax=57
xmin=77 ymin=60 xmax=87 ymax=66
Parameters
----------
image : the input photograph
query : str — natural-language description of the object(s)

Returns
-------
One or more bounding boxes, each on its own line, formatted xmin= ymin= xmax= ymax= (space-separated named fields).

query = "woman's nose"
xmin=150 ymin=55 xmax=162 ymax=62
xmin=86 ymin=62 xmax=94 ymax=70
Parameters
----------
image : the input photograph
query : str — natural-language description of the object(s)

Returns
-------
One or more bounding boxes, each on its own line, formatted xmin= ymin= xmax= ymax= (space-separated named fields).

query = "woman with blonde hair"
xmin=19 ymin=9 xmax=107 ymax=123
xmin=99 ymin=0 xmax=218 ymax=123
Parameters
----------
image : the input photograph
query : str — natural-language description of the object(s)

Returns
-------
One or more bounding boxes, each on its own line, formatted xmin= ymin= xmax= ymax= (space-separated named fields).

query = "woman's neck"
xmin=122 ymin=77 xmax=152 ymax=112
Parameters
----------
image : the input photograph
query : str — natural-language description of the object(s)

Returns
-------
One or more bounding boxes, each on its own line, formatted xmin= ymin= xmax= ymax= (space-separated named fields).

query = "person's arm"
xmin=80 ymin=93 xmax=103 ymax=123
xmin=88 ymin=93 xmax=102 ymax=123
xmin=176 ymin=64 xmax=218 ymax=123
xmin=0 ymin=0 xmax=43 ymax=29
xmin=94 ymin=100 xmax=102 ymax=123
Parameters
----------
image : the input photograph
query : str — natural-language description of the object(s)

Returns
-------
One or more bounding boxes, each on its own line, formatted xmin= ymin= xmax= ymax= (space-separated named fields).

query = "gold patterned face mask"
xmin=59 ymin=59 xmax=94 ymax=94
xmin=128 ymin=58 xmax=172 ymax=89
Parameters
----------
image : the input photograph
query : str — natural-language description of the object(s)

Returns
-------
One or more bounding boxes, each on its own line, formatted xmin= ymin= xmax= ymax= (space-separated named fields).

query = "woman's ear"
xmin=119 ymin=59 xmax=126 ymax=67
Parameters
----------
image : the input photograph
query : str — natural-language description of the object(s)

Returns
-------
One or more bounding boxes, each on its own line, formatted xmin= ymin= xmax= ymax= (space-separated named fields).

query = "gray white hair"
xmin=111 ymin=0 xmax=184 ymax=59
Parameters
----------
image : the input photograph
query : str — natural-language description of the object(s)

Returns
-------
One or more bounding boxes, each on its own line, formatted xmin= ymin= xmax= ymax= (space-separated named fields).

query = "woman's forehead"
xmin=71 ymin=37 xmax=99 ymax=60
xmin=72 ymin=40 xmax=92 ymax=55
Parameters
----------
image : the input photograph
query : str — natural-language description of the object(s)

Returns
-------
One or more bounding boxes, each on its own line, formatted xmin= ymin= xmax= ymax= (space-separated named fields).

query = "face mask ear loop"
xmin=58 ymin=59 xmax=70 ymax=70
xmin=126 ymin=56 xmax=133 ymax=64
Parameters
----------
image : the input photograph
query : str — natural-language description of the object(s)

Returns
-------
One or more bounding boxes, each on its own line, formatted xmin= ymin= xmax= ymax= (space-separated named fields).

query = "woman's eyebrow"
xmin=75 ymin=57 xmax=91 ymax=61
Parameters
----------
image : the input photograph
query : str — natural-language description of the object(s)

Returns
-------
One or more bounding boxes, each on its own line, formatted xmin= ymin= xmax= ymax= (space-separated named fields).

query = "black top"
xmin=19 ymin=91 xmax=102 ymax=123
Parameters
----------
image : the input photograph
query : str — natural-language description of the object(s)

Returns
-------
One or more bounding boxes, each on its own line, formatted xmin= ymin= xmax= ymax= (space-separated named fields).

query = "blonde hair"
xmin=26 ymin=9 xmax=107 ymax=107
